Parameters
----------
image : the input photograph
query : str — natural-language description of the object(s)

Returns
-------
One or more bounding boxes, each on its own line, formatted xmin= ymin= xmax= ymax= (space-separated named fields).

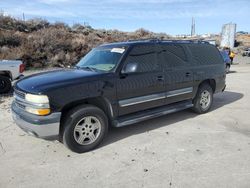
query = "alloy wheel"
xmin=73 ymin=116 xmax=101 ymax=145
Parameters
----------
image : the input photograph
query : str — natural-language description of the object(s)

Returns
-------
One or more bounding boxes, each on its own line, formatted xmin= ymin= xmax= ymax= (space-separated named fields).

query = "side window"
xmin=124 ymin=45 xmax=159 ymax=72
xmin=188 ymin=44 xmax=222 ymax=65
xmin=160 ymin=44 xmax=188 ymax=68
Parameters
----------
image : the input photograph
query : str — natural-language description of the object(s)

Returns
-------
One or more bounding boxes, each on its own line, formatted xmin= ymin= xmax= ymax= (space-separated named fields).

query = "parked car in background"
xmin=12 ymin=40 xmax=226 ymax=153
xmin=242 ymin=48 xmax=250 ymax=57
xmin=0 ymin=60 xmax=25 ymax=94
xmin=220 ymin=50 xmax=231 ymax=73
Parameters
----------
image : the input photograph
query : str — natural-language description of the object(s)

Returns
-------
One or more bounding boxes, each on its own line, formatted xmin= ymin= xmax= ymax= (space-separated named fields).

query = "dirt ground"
xmin=0 ymin=56 xmax=250 ymax=188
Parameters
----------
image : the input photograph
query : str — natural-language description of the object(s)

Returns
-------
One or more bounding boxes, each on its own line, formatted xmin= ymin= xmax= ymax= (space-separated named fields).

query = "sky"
xmin=1 ymin=0 xmax=250 ymax=35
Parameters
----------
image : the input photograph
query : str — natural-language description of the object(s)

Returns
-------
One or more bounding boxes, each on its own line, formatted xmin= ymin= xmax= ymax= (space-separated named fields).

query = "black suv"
xmin=12 ymin=40 xmax=226 ymax=153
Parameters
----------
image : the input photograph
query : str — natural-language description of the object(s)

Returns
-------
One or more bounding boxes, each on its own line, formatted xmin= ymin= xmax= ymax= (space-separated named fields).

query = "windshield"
xmin=76 ymin=46 xmax=127 ymax=72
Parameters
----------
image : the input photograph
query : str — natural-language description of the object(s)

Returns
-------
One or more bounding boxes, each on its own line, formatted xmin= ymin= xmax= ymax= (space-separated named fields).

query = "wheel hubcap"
xmin=200 ymin=90 xmax=211 ymax=110
xmin=73 ymin=116 xmax=101 ymax=145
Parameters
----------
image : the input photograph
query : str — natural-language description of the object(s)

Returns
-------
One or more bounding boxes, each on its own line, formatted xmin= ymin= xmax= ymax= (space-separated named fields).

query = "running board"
xmin=113 ymin=100 xmax=193 ymax=127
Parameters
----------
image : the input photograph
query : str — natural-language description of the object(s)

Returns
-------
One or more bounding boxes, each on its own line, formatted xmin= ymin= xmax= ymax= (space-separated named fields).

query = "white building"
xmin=220 ymin=23 xmax=236 ymax=49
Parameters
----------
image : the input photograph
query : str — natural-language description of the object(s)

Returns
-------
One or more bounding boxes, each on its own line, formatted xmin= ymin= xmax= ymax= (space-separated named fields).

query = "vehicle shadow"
xmin=228 ymin=70 xmax=237 ymax=74
xmin=101 ymin=91 xmax=244 ymax=148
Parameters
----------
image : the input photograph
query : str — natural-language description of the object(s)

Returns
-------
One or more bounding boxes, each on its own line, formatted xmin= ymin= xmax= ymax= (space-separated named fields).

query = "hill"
xmin=0 ymin=15 xmax=170 ymax=68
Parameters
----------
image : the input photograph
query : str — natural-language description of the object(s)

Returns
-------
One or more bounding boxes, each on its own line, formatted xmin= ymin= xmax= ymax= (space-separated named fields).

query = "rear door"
xmin=117 ymin=44 xmax=165 ymax=116
xmin=159 ymin=44 xmax=194 ymax=104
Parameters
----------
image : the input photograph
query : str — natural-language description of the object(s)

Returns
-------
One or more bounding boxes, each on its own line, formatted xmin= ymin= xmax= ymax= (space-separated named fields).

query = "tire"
xmin=0 ymin=75 xmax=12 ymax=94
xmin=62 ymin=105 xmax=108 ymax=153
xmin=226 ymin=64 xmax=230 ymax=73
xmin=192 ymin=83 xmax=213 ymax=114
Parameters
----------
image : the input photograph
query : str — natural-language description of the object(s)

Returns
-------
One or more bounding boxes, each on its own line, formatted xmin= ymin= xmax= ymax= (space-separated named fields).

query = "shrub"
xmin=0 ymin=31 xmax=21 ymax=47
xmin=0 ymin=15 xmax=171 ymax=68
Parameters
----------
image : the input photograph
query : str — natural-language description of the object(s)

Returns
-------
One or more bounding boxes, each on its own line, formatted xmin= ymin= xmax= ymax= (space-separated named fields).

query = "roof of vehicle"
xmin=100 ymin=39 xmax=210 ymax=47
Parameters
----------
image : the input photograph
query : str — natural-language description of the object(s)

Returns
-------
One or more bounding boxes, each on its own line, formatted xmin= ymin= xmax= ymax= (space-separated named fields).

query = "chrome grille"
xmin=15 ymin=101 xmax=25 ymax=110
xmin=14 ymin=89 xmax=26 ymax=99
xmin=14 ymin=89 xmax=26 ymax=110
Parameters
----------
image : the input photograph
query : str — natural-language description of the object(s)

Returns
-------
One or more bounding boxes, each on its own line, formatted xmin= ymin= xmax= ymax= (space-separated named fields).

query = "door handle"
xmin=157 ymin=75 xmax=164 ymax=81
xmin=186 ymin=72 xmax=191 ymax=77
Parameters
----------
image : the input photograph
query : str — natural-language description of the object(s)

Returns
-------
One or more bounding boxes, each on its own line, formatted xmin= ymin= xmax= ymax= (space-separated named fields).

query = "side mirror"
xmin=122 ymin=62 xmax=138 ymax=74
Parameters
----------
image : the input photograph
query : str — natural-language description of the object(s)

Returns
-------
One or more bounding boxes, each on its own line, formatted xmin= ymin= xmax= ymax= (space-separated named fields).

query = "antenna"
xmin=22 ymin=12 xmax=25 ymax=21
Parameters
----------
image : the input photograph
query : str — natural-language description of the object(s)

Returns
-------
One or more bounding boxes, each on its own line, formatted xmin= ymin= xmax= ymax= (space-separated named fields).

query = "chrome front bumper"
xmin=11 ymin=103 xmax=61 ymax=139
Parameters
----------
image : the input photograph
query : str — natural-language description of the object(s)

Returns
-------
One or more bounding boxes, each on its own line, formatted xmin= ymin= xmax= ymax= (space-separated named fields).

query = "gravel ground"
xmin=0 ymin=56 xmax=250 ymax=188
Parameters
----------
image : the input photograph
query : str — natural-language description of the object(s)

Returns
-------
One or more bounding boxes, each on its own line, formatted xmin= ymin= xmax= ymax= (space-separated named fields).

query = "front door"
xmin=117 ymin=44 xmax=165 ymax=116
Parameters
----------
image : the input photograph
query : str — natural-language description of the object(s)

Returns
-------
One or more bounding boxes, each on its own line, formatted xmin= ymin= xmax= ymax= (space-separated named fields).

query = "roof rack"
xmin=126 ymin=38 xmax=209 ymax=44
xmin=160 ymin=40 xmax=209 ymax=44
xmin=127 ymin=38 xmax=159 ymax=42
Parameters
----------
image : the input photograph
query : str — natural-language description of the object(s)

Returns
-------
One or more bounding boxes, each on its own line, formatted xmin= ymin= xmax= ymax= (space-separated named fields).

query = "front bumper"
xmin=11 ymin=102 xmax=61 ymax=139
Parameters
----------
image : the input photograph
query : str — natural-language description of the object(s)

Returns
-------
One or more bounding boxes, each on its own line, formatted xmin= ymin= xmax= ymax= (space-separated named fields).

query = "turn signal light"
xmin=26 ymin=107 xmax=51 ymax=116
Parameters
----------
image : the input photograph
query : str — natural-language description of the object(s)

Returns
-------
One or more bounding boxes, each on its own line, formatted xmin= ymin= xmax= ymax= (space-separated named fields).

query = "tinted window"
xmin=187 ymin=44 xmax=223 ymax=65
xmin=160 ymin=44 xmax=188 ymax=68
xmin=124 ymin=45 xmax=158 ymax=72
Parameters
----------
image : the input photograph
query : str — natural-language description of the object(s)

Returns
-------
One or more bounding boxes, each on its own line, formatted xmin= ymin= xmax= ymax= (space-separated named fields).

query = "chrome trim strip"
xmin=166 ymin=87 xmax=193 ymax=98
xmin=119 ymin=87 xmax=193 ymax=107
xmin=119 ymin=93 xmax=166 ymax=107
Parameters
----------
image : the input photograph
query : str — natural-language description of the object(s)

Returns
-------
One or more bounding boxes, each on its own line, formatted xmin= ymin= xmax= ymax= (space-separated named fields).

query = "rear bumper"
xmin=215 ymin=74 xmax=226 ymax=93
xmin=11 ymin=102 xmax=61 ymax=140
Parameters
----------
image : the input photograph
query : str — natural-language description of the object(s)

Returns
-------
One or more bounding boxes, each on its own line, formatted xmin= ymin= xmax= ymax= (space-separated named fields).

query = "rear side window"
xmin=160 ymin=44 xmax=188 ymax=68
xmin=124 ymin=45 xmax=158 ymax=72
xmin=187 ymin=44 xmax=223 ymax=65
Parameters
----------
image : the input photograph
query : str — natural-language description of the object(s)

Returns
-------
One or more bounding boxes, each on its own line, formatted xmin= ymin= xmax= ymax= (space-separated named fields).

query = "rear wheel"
xmin=192 ymin=83 xmax=213 ymax=114
xmin=0 ymin=75 xmax=11 ymax=94
xmin=62 ymin=105 xmax=108 ymax=153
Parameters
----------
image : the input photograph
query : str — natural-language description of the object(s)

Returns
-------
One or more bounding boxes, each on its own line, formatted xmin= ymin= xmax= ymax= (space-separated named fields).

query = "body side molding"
xmin=119 ymin=87 xmax=193 ymax=107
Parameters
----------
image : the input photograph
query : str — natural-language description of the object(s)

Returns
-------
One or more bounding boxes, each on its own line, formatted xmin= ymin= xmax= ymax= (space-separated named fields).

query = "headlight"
xmin=25 ymin=94 xmax=49 ymax=104
xmin=24 ymin=94 xmax=50 ymax=115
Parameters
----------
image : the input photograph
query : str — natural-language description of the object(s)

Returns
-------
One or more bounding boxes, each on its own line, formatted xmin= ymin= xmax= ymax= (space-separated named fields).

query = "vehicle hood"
xmin=15 ymin=69 xmax=104 ymax=93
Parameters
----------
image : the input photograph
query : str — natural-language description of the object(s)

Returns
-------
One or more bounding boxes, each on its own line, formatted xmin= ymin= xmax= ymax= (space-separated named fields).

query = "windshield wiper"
xmin=76 ymin=66 xmax=98 ymax=72
xmin=75 ymin=65 xmax=81 ymax=69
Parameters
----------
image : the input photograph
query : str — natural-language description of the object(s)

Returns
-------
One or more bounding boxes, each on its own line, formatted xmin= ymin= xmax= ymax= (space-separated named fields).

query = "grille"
xmin=14 ymin=89 xmax=25 ymax=99
xmin=15 ymin=102 xmax=25 ymax=110
xmin=14 ymin=89 xmax=26 ymax=110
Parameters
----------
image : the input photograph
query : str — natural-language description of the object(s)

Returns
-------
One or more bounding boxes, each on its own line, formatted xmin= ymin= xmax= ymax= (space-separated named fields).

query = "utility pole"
xmin=0 ymin=9 xmax=4 ymax=16
xmin=22 ymin=12 xmax=25 ymax=21
xmin=191 ymin=17 xmax=195 ymax=36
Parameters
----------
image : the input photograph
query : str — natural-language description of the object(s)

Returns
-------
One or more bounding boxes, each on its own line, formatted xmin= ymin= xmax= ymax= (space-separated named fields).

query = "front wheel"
xmin=62 ymin=105 xmax=108 ymax=153
xmin=192 ymin=83 xmax=213 ymax=114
